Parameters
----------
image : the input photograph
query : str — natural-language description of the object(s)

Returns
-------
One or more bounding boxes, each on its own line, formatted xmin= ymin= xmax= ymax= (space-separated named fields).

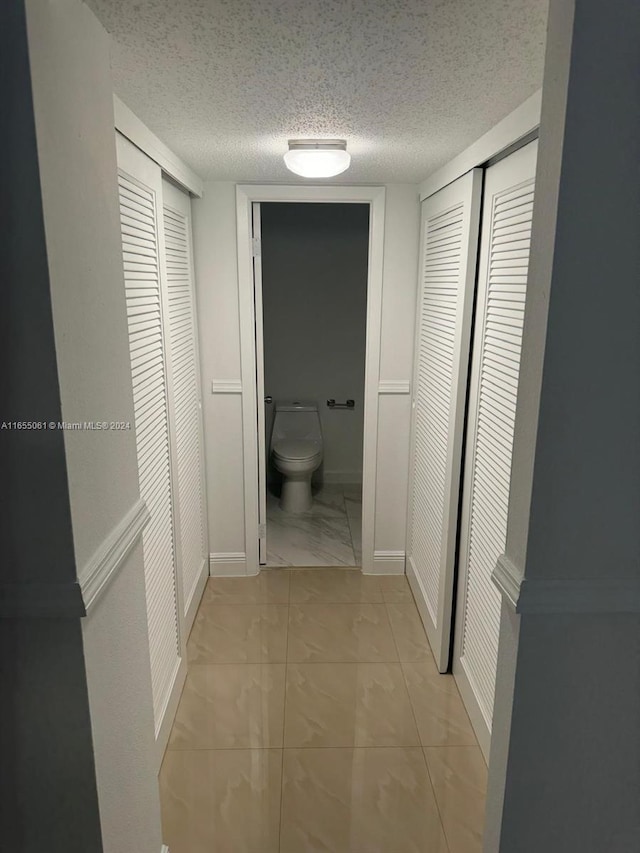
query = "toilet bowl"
xmin=270 ymin=401 xmax=323 ymax=513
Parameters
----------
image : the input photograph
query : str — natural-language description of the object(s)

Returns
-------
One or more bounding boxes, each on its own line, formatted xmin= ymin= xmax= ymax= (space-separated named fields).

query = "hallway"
xmin=159 ymin=569 xmax=487 ymax=852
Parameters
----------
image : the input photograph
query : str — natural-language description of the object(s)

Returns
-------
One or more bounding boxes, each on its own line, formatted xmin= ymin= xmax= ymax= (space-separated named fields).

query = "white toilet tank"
xmin=271 ymin=400 xmax=322 ymax=450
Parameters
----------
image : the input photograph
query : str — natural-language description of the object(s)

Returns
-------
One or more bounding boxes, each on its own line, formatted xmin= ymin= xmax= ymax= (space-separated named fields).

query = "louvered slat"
xmin=162 ymin=196 xmax=207 ymax=615
xmin=406 ymin=170 xmax=482 ymax=671
xmin=455 ymin=141 xmax=537 ymax=740
xmin=118 ymin=170 xmax=179 ymax=730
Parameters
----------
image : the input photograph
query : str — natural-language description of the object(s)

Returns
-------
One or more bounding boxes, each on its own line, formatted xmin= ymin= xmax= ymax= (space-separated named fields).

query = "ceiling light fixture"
xmin=283 ymin=139 xmax=351 ymax=178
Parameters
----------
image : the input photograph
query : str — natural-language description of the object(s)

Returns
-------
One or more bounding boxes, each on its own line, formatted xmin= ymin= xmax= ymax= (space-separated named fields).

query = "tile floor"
xmin=160 ymin=569 xmax=488 ymax=853
xmin=266 ymin=484 xmax=362 ymax=567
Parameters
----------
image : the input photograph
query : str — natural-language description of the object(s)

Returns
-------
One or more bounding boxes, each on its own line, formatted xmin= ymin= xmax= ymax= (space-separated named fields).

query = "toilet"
xmin=270 ymin=400 xmax=323 ymax=513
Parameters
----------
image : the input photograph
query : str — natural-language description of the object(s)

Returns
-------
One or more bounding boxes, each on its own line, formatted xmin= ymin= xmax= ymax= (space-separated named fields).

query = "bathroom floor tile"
xmin=266 ymin=512 xmax=356 ymax=567
xmin=280 ymin=747 xmax=449 ymax=853
xmin=402 ymin=662 xmax=478 ymax=746
xmin=386 ymin=601 xmax=437 ymax=662
xmin=160 ymin=748 xmax=282 ymax=853
xmin=424 ymin=746 xmax=488 ymax=853
xmin=187 ymin=604 xmax=288 ymax=663
xmin=379 ymin=574 xmax=415 ymax=603
xmin=289 ymin=568 xmax=382 ymax=603
xmin=284 ymin=662 xmax=419 ymax=747
xmin=202 ymin=570 xmax=290 ymax=605
xmin=287 ymin=603 xmax=398 ymax=662
xmin=168 ymin=664 xmax=286 ymax=749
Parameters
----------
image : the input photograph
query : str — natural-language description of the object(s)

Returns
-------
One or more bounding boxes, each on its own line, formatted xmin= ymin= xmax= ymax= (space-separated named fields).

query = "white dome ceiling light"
xmin=283 ymin=139 xmax=351 ymax=178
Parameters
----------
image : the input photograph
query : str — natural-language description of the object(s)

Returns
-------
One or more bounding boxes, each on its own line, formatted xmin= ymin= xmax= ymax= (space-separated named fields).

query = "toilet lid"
xmin=273 ymin=439 xmax=322 ymax=461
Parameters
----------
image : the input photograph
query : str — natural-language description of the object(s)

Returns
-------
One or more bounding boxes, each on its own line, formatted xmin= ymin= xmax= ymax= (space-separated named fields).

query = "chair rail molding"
xmin=79 ymin=498 xmax=151 ymax=614
xmin=493 ymin=553 xmax=640 ymax=614
xmin=211 ymin=380 xmax=243 ymax=394
xmin=378 ymin=379 xmax=410 ymax=395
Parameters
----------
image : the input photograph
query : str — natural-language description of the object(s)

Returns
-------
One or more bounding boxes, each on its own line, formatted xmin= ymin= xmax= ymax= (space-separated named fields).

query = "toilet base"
xmin=280 ymin=477 xmax=313 ymax=513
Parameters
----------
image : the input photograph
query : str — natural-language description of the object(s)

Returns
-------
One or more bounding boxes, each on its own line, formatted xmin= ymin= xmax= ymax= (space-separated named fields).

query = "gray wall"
xmin=487 ymin=0 xmax=640 ymax=849
xmin=261 ymin=202 xmax=369 ymax=484
xmin=0 ymin=1 xmax=102 ymax=849
xmin=23 ymin=1 xmax=165 ymax=851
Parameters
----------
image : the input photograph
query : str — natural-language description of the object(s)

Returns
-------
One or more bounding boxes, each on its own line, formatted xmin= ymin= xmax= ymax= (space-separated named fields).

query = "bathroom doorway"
xmin=259 ymin=202 xmax=369 ymax=566
xmin=236 ymin=185 xmax=386 ymax=574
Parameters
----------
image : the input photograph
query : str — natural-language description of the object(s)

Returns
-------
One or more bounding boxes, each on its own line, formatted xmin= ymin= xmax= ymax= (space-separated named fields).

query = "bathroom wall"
xmin=193 ymin=183 xmax=419 ymax=573
xmin=261 ymin=202 xmax=369 ymax=485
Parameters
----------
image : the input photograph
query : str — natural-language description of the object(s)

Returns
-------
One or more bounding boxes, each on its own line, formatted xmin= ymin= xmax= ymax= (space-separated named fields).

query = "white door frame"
xmin=236 ymin=184 xmax=386 ymax=575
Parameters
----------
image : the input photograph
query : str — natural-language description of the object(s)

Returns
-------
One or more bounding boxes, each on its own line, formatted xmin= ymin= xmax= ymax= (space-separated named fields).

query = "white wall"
xmin=193 ymin=182 xmax=419 ymax=569
xmin=261 ymin=202 xmax=369 ymax=484
xmin=25 ymin=1 xmax=163 ymax=850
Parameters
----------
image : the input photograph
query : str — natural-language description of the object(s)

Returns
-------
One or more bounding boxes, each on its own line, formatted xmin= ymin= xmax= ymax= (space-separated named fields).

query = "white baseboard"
xmin=209 ymin=552 xmax=248 ymax=576
xmin=367 ymin=550 xmax=406 ymax=575
xmin=161 ymin=845 xmax=170 ymax=853
xmin=154 ymin=656 xmax=187 ymax=770
xmin=183 ymin=557 xmax=208 ymax=635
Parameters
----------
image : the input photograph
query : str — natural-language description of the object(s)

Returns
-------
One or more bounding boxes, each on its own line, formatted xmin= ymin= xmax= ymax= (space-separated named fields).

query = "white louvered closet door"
xmin=406 ymin=170 xmax=482 ymax=672
xmin=161 ymin=178 xmax=208 ymax=621
xmin=116 ymin=134 xmax=181 ymax=733
xmin=453 ymin=140 xmax=538 ymax=757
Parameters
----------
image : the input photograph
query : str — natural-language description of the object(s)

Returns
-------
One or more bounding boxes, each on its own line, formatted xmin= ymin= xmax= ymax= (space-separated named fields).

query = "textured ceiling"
xmin=87 ymin=0 xmax=548 ymax=183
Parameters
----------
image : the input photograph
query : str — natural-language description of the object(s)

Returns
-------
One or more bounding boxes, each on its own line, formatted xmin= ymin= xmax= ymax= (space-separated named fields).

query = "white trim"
xmin=418 ymin=90 xmax=542 ymax=201
xmin=209 ymin=552 xmax=252 ymax=577
xmin=493 ymin=555 xmax=640 ymax=614
xmin=79 ymin=498 xmax=150 ymax=614
xmin=113 ymin=96 xmax=203 ymax=198
xmin=154 ymin=656 xmax=187 ymax=768
xmin=455 ymin=656 xmax=491 ymax=761
xmin=366 ymin=550 xmax=406 ymax=575
xmin=183 ymin=557 xmax=208 ymax=636
xmin=211 ymin=379 xmax=243 ymax=394
xmin=492 ymin=555 xmax=523 ymax=610
xmin=235 ymin=184 xmax=386 ymax=577
xmin=161 ymin=846 xmax=170 ymax=853
xmin=378 ymin=379 xmax=411 ymax=395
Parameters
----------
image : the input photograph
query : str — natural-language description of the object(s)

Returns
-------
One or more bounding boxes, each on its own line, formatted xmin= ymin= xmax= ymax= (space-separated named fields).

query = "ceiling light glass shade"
xmin=284 ymin=140 xmax=351 ymax=178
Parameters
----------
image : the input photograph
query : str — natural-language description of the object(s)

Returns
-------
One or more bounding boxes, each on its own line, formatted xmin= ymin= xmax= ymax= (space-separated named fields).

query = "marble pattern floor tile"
xmin=266 ymin=513 xmax=356 ymax=567
xmin=402 ymin=662 xmax=477 ymax=746
xmin=287 ymin=603 xmax=398 ymax=662
xmin=161 ymin=568 xmax=486 ymax=852
xmin=284 ymin=662 xmax=419 ymax=747
xmin=266 ymin=483 xmax=361 ymax=567
xmin=379 ymin=574 xmax=415 ymax=603
xmin=280 ymin=747 xmax=449 ymax=853
xmin=386 ymin=601 xmax=438 ymax=662
xmin=168 ymin=664 xmax=286 ymax=749
xmin=160 ymin=748 xmax=282 ymax=853
xmin=424 ymin=746 xmax=488 ymax=853
xmin=188 ymin=604 xmax=289 ymax=663
xmin=203 ymin=570 xmax=291 ymax=605
xmin=289 ymin=568 xmax=382 ymax=603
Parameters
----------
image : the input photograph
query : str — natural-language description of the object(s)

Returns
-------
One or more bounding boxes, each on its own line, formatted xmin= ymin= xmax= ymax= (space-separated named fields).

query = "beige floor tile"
xmin=289 ymin=567 xmax=383 ymax=603
xmin=167 ymin=664 xmax=285 ymax=749
xmin=188 ymin=604 xmax=288 ymax=663
xmin=386 ymin=601 xmax=437 ymax=662
xmin=288 ymin=603 xmax=398 ymax=662
xmin=160 ymin=748 xmax=282 ymax=853
xmin=402 ymin=662 xmax=478 ymax=746
xmin=284 ymin=662 xmax=419 ymax=747
xmin=202 ymin=570 xmax=290 ymax=605
xmin=378 ymin=574 xmax=415 ymax=603
xmin=424 ymin=746 xmax=488 ymax=853
xmin=280 ymin=747 xmax=449 ymax=853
